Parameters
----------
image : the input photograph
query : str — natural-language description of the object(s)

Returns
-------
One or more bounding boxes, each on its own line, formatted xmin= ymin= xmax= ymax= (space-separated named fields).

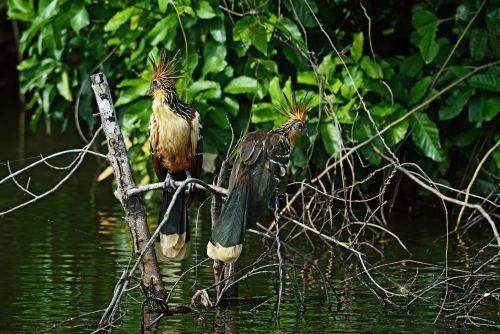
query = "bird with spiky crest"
xmin=207 ymin=92 xmax=311 ymax=263
xmin=148 ymin=51 xmax=202 ymax=261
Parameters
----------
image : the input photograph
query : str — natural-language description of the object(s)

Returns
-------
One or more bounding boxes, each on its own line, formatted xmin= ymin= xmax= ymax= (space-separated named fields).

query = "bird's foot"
xmin=185 ymin=171 xmax=195 ymax=194
xmin=163 ymin=173 xmax=176 ymax=192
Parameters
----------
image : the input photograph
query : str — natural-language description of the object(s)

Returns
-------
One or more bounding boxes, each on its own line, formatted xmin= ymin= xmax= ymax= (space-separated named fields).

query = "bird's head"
xmin=149 ymin=52 xmax=181 ymax=97
xmin=276 ymin=92 xmax=312 ymax=144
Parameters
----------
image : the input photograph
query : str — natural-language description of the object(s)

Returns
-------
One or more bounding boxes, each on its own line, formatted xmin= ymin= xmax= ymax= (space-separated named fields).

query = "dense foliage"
xmin=7 ymin=0 xmax=500 ymax=192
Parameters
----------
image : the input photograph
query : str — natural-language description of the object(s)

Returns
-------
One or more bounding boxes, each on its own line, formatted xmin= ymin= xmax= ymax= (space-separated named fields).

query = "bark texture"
xmin=90 ymin=72 xmax=165 ymax=298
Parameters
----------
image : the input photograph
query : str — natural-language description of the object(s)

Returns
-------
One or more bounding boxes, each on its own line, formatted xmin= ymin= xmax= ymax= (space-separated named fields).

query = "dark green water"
xmin=0 ymin=97 xmax=497 ymax=333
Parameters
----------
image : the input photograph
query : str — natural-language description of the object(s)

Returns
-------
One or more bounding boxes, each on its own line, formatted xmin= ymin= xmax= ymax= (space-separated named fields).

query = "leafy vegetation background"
xmin=6 ymin=0 xmax=500 ymax=195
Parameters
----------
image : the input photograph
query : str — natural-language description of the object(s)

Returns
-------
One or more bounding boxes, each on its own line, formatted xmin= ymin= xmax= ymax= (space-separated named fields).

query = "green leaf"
xmin=321 ymin=122 xmax=342 ymax=157
xmin=453 ymin=128 xmax=481 ymax=147
xmin=115 ymin=79 xmax=149 ymax=106
xmin=400 ymin=54 xmax=423 ymax=77
xmin=468 ymin=97 xmax=484 ymax=124
xmin=351 ymin=32 xmax=363 ymax=62
xmin=148 ymin=13 xmax=178 ymax=46
xmin=202 ymin=42 xmax=227 ymax=76
xmin=416 ymin=28 xmax=439 ymax=63
xmin=483 ymin=97 xmax=500 ymax=121
xmin=408 ymin=76 xmax=432 ymax=105
xmin=249 ymin=22 xmax=268 ymax=55
xmin=486 ymin=8 xmax=500 ymax=36
xmin=222 ymin=97 xmax=239 ymax=116
xmin=158 ymin=0 xmax=169 ymax=13
xmin=411 ymin=112 xmax=443 ymax=161
xmin=252 ymin=103 xmax=277 ymax=123
xmin=412 ymin=11 xmax=441 ymax=63
xmin=438 ymin=89 xmax=474 ymax=121
xmin=336 ymin=99 xmax=356 ymax=124
xmin=412 ymin=10 xmax=440 ymax=31
xmin=70 ymin=6 xmax=90 ymax=35
xmin=298 ymin=71 xmax=317 ymax=86
xmin=468 ymin=74 xmax=500 ymax=92
xmin=385 ymin=119 xmax=409 ymax=146
xmin=56 ymin=71 xmax=72 ymax=102
xmin=469 ymin=29 xmax=487 ymax=61
xmin=360 ymin=56 xmax=383 ymax=79
xmin=7 ymin=0 xmax=34 ymax=21
xmin=224 ymin=76 xmax=258 ymax=94
xmin=371 ymin=102 xmax=399 ymax=117
xmin=104 ymin=7 xmax=138 ymax=32
xmin=189 ymin=80 xmax=221 ymax=100
xmin=210 ymin=19 xmax=226 ymax=42
xmin=196 ymin=1 xmax=216 ymax=19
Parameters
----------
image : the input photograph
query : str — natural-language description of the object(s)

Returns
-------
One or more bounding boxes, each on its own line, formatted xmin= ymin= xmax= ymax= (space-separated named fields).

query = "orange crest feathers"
xmin=276 ymin=92 xmax=313 ymax=122
xmin=149 ymin=51 xmax=182 ymax=84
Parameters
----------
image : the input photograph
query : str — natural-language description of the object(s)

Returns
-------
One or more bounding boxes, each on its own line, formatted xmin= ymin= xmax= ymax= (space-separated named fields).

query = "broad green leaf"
xmin=277 ymin=18 xmax=303 ymax=47
xmin=268 ymin=77 xmax=282 ymax=105
xmin=7 ymin=0 xmax=34 ymax=21
xmin=224 ymin=76 xmax=258 ymax=94
xmin=486 ymin=8 xmax=500 ymax=36
xmin=158 ymin=0 xmax=169 ymax=13
xmin=469 ymin=29 xmax=487 ymax=61
xmin=438 ymin=89 xmax=474 ymax=121
xmin=408 ymin=76 xmax=432 ymax=105
xmin=412 ymin=11 xmax=440 ymax=63
xmin=148 ymin=13 xmax=178 ymax=46
xmin=202 ymin=42 xmax=227 ymax=76
xmin=70 ymin=6 xmax=90 ymax=34
xmin=196 ymin=1 xmax=216 ymax=19
xmin=189 ymin=80 xmax=221 ymax=100
xmin=371 ymin=102 xmax=399 ymax=117
xmin=351 ymin=32 xmax=364 ymax=62
xmin=319 ymin=54 xmax=337 ymax=78
xmin=453 ymin=128 xmax=481 ymax=147
xmin=360 ymin=56 xmax=383 ymax=79
xmin=336 ymin=99 xmax=356 ymax=124
xmin=298 ymin=71 xmax=317 ymax=86
xmin=412 ymin=10 xmax=440 ymax=31
xmin=56 ymin=71 xmax=72 ymax=102
xmin=385 ymin=119 xmax=409 ymax=146
xmin=468 ymin=74 xmax=500 ymax=92
xmin=468 ymin=97 xmax=484 ymax=124
xmin=400 ymin=54 xmax=423 ymax=77
xmin=483 ymin=97 xmax=500 ymax=121
xmin=411 ymin=112 xmax=443 ymax=161
xmin=416 ymin=28 xmax=439 ymax=63
xmin=115 ymin=79 xmax=149 ymax=106
xmin=252 ymin=103 xmax=277 ymax=123
xmin=222 ymin=97 xmax=239 ymax=116
xmin=321 ymin=122 xmax=342 ymax=157
xmin=104 ymin=7 xmax=138 ymax=32
xmin=210 ymin=19 xmax=226 ymax=42
xmin=249 ymin=22 xmax=268 ymax=55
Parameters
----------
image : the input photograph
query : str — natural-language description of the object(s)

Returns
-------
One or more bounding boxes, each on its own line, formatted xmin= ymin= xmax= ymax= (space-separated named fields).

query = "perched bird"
xmin=207 ymin=93 xmax=310 ymax=263
xmin=148 ymin=53 xmax=202 ymax=261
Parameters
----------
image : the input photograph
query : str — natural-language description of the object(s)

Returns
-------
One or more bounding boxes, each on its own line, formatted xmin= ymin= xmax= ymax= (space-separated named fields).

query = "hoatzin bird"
xmin=207 ymin=93 xmax=311 ymax=263
xmin=148 ymin=53 xmax=202 ymax=261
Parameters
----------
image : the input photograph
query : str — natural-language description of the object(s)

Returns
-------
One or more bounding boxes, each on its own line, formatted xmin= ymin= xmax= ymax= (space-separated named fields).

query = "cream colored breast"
xmin=153 ymin=103 xmax=192 ymax=157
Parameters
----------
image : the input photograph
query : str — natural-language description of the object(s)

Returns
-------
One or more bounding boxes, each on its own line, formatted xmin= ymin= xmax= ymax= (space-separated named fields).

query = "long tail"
xmin=157 ymin=188 xmax=190 ymax=261
xmin=207 ymin=182 xmax=250 ymax=263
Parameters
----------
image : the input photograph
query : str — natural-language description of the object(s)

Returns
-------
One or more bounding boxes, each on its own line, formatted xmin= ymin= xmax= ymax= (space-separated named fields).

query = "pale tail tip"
xmin=206 ymin=241 xmax=242 ymax=263
xmin=157 ymin=233 xmax=189 ymax=261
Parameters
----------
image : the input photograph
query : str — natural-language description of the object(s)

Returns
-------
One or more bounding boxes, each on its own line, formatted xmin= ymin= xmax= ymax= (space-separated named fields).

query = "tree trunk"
xmin=90 ymin=73 xmax=165 ymax=298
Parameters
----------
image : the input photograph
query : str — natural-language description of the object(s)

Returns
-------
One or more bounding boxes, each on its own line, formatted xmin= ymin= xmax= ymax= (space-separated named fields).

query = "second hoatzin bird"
xmin=148 ymin=53 xmax=202 ymax=261
xmin=207 ymin=93 xmax=311 ymax=263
